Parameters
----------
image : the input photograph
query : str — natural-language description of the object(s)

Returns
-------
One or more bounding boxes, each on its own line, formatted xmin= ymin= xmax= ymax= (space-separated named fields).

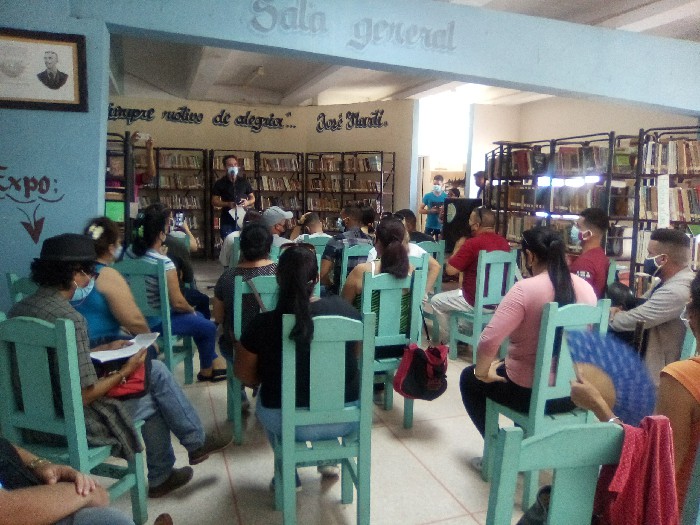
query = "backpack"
xmin=393 ymin=343 xmax=448 ymax=401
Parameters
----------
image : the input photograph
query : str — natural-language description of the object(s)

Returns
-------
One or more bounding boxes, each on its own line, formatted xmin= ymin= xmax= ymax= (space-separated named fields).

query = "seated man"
xmin=262 ymin=206 xmax=294 ymax=248
xmin=320 ymin=205 xmax=374 ymax=296
xmin=569 ymin=207 xmax=610 ymax=299
xmin=609 ymin=228 xmax=694 ymax=386
xmin=395 ymin=209 xmax=433 ymax=243
xmin=429 ymin=207 xmax=510 ymax=343
xmin=218 ymin=210 xmax=262 ymax=267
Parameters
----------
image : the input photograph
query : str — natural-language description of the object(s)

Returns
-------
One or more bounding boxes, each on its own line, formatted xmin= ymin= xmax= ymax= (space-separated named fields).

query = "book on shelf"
xmin=260 ymin=156 xmax=299 ymax=172
xmin=511 ymin=150 xmax=533 ymax=178
xmin=307 ymin=155 xmax=341 ymax=173
xmin=159 ymin=152 xmax=202 ymax=169
xmin=306 ymin=196 xmax=340 ymax=212
xmin=159 ymin=173 xmax=204 ymax=190
xmin=212 ymin=155 xmax=254 ymax=171
xmin=108 ymin=156 xmax=125 ymax=178
xmin=643 ymin=139 xmax=700 ymax=176
xmin=612 ymin=148 xmax=634 ymax=174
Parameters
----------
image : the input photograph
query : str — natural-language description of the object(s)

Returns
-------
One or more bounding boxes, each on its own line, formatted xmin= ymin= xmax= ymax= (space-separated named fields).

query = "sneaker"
xmin=148 ymin=467 xmax=193 ymax=498
xmin=469 ymin=456 xmax=483 ymax=473
xmin=317 ymin=464 xmax=339 ymax=478
xmin=269 ymin=470 xmax=302 ymax=492
xmin=188 ymin=432 xmax=233 ymax=465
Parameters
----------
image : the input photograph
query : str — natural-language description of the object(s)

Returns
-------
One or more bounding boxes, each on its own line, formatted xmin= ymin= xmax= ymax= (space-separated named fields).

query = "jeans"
xmin=256 ymin=397 xmax=358 ymax=446
xmin=55 ymin=507 xmax=135 ymax=525
xmin=154 ymin=311 xmax=218 ymax=369
xmin=429 ymin=289 xmax=474 ymax=343
xmin=122 ymin=360 xmax=205 ymax=486
xmin=183 ymin=287 xmax=211 ymax=319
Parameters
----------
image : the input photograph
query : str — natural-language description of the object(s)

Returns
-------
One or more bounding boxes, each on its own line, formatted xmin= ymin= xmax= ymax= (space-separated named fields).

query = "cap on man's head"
xmin=262 ymin=206 xmax=293 ymax=228
xmin=38 ymin=233 xmax=96 ymax=262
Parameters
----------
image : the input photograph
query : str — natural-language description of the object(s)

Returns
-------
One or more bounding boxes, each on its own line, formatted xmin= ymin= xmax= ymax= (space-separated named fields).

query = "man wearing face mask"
xmin=569 ymin=208 xmax=610 ymax=298
xmin=262 ymin=206 xmax=294 ymax=248
xmin=428 ymin=207 xmax=510 ymax=343
xmin=211 ymin=155 xmax=256 ymax=240
xmin=609 ymin=228 xmax=694 ymax=386
xmin=419 ymin=175 xmax=447 ymax=240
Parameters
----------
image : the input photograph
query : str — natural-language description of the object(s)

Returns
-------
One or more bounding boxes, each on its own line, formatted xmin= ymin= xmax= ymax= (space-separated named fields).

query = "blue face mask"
xmin=227 ymin=166 xmax=239 ymax=177
xmin=336 ymin=217 xmax=345 ymax=232
xmin=643 ymin=254 xmax=665 ymax=276
xmin=71 ymin=277 xmax=95 ymax=303
xmin=569 ymin=225 xmax=580 ymax=245
xmin=113 ymin=245 xmax=123 ymax=261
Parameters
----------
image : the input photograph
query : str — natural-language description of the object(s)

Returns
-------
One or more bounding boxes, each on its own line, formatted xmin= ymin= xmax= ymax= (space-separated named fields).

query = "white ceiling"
xmin=112 ymin=0 xmax=700 ymax=107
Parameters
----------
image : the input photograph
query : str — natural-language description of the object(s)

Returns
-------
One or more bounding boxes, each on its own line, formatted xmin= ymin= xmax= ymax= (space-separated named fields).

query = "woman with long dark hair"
xmin=128 ymin=203 xmax=225 ymax=382
xmin=460 ymin=226 xmax=597 ymax=449
xmin=234 ymin=244 xmax=362 ymax=488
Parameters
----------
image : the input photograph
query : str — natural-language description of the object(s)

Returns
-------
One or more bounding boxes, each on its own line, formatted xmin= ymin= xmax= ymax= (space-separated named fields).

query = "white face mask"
xmin=227 ymin=166 xmax=239 ymax=177
xmin=433 ymin=184 xmax=443 ymax=193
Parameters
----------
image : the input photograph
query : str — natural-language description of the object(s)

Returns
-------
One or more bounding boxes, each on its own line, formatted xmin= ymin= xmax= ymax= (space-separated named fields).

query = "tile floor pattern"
xmin=109 ymin=261 xmax=526 ymax=525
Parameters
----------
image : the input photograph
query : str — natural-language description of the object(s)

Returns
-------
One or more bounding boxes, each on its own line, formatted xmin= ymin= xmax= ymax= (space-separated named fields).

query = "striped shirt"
xmin=126 ymin=247 xmax=175 ymax=310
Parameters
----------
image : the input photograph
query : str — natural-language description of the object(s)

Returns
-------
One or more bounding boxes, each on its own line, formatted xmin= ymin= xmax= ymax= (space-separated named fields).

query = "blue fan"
xmin=566 ymin=331 xmax=656 ymax=427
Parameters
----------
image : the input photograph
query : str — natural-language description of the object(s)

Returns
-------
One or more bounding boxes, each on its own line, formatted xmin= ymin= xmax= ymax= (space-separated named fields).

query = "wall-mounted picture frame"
xmin=0 ymin=27 xmax=88 ymax=112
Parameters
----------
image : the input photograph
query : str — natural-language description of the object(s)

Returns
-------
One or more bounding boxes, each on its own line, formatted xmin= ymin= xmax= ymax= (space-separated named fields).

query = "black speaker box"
xmin=442 ymin=198 xmax=482 ymax=253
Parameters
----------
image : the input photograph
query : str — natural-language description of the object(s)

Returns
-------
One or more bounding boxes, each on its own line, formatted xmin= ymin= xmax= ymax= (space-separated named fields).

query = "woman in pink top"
xmin=460 ymin=226 xmax=597 ymax=438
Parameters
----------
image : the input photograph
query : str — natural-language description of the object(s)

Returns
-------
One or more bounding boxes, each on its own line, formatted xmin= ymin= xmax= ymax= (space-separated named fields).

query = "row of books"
xmin=159 ymin=173 xmax=205 ymax=190
xmin=260 ymin=195 xmax=302 ymax=211
xmin=259 ymin=175 xmax=302 ymax=192
xmin=159 ymin=153 xmax=203 ymax=169
xmin=638 ymin=185 xmax=700 ymax=222
xmin=503 ymin=184 xmax=604 ymax=214
xmin=307 ymin=156 xmax=343 ymax=173
xmin=504 ymin=213 xmax=540 ymax=242
xmin=212 ymin=155 xmax=255 ymax=171
xmin=642 ymin=139 xmax=700 ymax=176
xmin=345 ymin=155 xmax=382 ymax=172
xmin=306 ymin=196 xmax=341 ymax=212
xmin=158 ymin=194 xmax=202 ymax=210
xmin=260 ymin=157 xmax=300 ymax=172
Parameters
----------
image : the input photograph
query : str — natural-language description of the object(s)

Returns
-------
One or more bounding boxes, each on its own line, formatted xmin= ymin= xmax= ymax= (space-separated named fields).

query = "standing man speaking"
xmin=211 ymin=155 xmax=256 ymax=240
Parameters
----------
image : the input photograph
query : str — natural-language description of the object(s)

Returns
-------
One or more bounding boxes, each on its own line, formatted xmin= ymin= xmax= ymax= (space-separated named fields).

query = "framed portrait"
xmin=0 ymin=27 xmax=88 ymax=112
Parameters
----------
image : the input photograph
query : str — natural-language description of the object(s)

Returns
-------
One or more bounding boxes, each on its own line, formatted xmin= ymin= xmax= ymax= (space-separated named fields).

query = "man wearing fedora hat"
xmin=9 ymin=234 xmax=231 ymax=498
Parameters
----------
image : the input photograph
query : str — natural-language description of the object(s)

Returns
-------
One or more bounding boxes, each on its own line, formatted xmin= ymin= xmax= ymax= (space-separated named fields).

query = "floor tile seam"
xmin=418 ymin=511 xmax=480 ymax=525
xmin=381 ymin=418 xmax=474 ymax=515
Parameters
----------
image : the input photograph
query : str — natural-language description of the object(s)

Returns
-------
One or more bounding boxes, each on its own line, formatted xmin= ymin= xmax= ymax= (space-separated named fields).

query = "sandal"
xmin=197 ymin=370 xmax=227 ymax=383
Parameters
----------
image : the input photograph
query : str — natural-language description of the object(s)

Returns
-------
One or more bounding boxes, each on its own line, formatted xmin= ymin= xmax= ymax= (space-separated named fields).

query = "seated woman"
xmin=72 ymin=217 xmax=153 ymax=349
xmin=128 ymin=203 xmax=225 ymax=382
xmin=341 ymin=217 xmax=418 ymax=360
xmin=460 ymin=226 xmax=597 ymax=452
xmin=9 ymin=234 xmax=230 ymax=499
xmin=571 ymin=270 xmax=700 ymax=512
xmin=234 ymin=245 xmax=362 ymax=488
xmin=289 ymin=212 xmax=331 ymax=241
xmin=213 ymin=222 xmax=277 ymax=362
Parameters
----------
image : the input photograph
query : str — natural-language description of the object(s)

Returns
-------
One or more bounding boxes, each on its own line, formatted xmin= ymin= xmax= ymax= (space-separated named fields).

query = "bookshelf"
xmin=147 ymin=147 xmax=208 ymax=256
xmin=209 ymin=149 xmax=256 ymax=258
xmin=104 ymin=131 xmax=134 ymax=241
xmin=257 ymin=151 xmax=304 ymax=219
xmin=630 ymin=125 xmax=700 ymax=293
xmin=305 ymin=151 xmax=395 ymax=232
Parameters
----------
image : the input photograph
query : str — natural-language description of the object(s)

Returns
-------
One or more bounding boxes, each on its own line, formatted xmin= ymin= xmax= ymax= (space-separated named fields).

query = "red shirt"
xmin=570 ymin=246 xmax=609 ymax=299
xmin=448 ymin=231 xmax=510 ymax=305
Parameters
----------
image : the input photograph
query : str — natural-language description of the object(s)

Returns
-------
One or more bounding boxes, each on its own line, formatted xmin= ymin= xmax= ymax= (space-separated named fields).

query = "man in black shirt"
xmin=211 ymin=155 xmax=256 ymax=240
xmin=395 ymin=209 xmax=433 ymax=243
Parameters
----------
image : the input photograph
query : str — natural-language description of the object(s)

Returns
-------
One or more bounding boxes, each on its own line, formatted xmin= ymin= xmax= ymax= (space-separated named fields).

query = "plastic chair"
xmin=681 ymin=327 xmax=697 ymax=359
xmin=486 ymin=423 xmax=624 ymax=525
xmin=683 ymin=444 xmax=700 ymax=525
xmin=114 ymin=258 xmax=195 ymax=384
xmin=481 ymin=299 xmax=611 ymax=510
xmin=229 ymin=274 xmax=279 ymax=444
xmin=448 ymin=249 xmax=518 ymax=360
xmin=273 ymin=313 xmax=376 ymax=525
xmin=5 ymin=273 xmax=37 ymax=305
xmin=299 ymin=234 xmax=332 ymax=296
xmin=339 ymin=242 xmax=373 ymax=292
xmin=361 ymin=263 xmax=426 ymax=428
xmin=0 ymin=315 xmax=148 ymax=525
xmin=269 ymin=244 xmax=281 ymax=263
xmin=414 ymin=241 xmax=445 ymax=342
xmin=606 ymin=257 xmax=617 ymax=288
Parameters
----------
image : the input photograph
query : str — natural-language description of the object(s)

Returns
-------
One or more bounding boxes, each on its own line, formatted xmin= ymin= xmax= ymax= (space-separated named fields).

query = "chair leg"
xmin=403 ymin=398 xmax=414 ymax=429
xmin=482 ymin=404 xmax=499 ymax=482
xmin=522 ymin=470 xmax=539 ymax=511
xmin=228 ymin=367 xmax=244 ymax=445
xmin=383 ymin=373 xmax=394 ymax=411
xmin=448 ymin=314 xmax=459 ymax=360
xmin=282 ymin=459 xmax=297 ymax=525
xmin=340 ymin=458 xmax=354 ymax=505
xmin=183 ymin=338 xmax=194 ymax=385
xmin=357 ymin=441 xmax=371 ymax=525
xmin=273 ymin=456 xmax=283 ymax=511
xmin=129 ymin=449 xmax=148 ymax=525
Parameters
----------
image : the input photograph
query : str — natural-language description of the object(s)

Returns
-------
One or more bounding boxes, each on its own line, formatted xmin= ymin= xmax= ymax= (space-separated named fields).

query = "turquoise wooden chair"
xmin=229 ymin=274 xmax=279 ymax=444
xmin=114 ymin=258 xmax=195 ymax=384
xmin=0 ymin=315 xmax=148 ymax=524
xmin=482 ymin=299 xmax=611 ymax=510
xmin=448 ymin=249 xmax=517 ymax=360
xmin=606 ymin=257 xmax=617 ymax=288
xmin=361 ymin=264 xmax=426 ymax=429
xmin=415 ymin=240 xmax=446 ymax=342
xmin=683 ymin=444 xmax=700 ymax=525
xmin=228 ymin=235 xmax=241 ymax=268
xmin=299 ymin=234 xmax=332 ymax=297
xmin=269 ymin=244 xmax=282 ymax=263
xmin=681 ymin=327 xmax=697 ymax=359
xmin=5 ymin=272 xmax=37 ymax=305
xmin=339 ymin=242 xmax=373 ymax=293
xmin=273 ymin=313 xmax=376 ymax=525
xmin=486 ymin=423 xmax=624 ymax=525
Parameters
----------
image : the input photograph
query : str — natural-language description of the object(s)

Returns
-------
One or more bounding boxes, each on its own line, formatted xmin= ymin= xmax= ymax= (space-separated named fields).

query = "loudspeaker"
xmin=442 ymin=198 xmax=482 ymax=253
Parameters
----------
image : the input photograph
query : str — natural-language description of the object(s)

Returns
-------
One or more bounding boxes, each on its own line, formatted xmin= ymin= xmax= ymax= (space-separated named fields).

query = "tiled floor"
xmin=112 ymin=261 xmax=525 ymax=525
